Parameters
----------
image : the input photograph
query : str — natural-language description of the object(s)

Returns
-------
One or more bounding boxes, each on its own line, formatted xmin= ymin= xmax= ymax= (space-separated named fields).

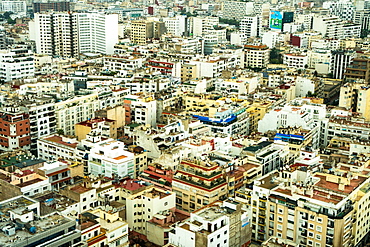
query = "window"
xmin=308 ymin=231 xmax=314 ymax=238
xmin=278 ymin=216 xmax=283 ymax=222
xmin=317 ymin=217 xmax=323 ymax=223
xmin=309 ymin=223 xmax=314 ymax=229
xmin=277 ymin=224 xmax=282 ymax=230
xmin=316 ymin=226 xmax=322 ymax=232
xmin=278 ymin=208 xmax=283 ymax=214
xmin=316 ymin=234 xmax=321 ymax=240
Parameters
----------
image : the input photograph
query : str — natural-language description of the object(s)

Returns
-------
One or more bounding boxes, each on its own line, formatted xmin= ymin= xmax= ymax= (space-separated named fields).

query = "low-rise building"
xmin=172 ymin=159 xmax=228 ymax=213
xmin=126 ymin=186 xmax=176 ymax=235
xmin=88 ymin=139 xmax=135 ymax=179
xmin=0 ymin=195 xmax=85 ymax=247
xmin=169 ymin=200 xmax=251 ymax=247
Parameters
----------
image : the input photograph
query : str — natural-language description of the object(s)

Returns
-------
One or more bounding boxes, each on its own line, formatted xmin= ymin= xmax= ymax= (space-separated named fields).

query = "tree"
xmin=2 ymin=11 xmax=13 ymax=19
xmin=269 ymin=48 xmax=283 ymax=64
xmin=7 ymin=18 xmax=16 ymax=24
xmin=57 ymin=129 xmax=64 ymax=136
xmin=219 ymin=18 xmax=240 ymax=27
xmin=361 ymin=29 xmax=370 ymax=39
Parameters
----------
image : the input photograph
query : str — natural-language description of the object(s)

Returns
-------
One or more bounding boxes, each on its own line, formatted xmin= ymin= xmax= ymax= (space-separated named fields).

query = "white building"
xmin=30 ymin=12 xmax=118 ymax=57
xmin=0 ymin=1 xmax=27 ymax=16
xmin=126 ymin=187 xmax=176 ymax=235
xmin=308 ymin=49 xmax=332 ymax=74
xmin=294 ymin=13 xmax=314 ymax=30
xmin=163 ymin=15 xmax=186 ymax=37
xmin=103 ymin=55 xmax=144 ymax=71
xmin=169 ymin=201 xmax=246 ymax=247
xmin=125 ymin=94 xmax=157 ymax=127
xmin=258 ymin=98 xmax=327 ymax=133
xmin=222 ymin=0 xmax=254 ymax=21
xmin=312 ymin=15 xmax=343 ymax=39
xmin=323 ymin=0 xmax=355 ymax=21
xmin=342 ymin=24 xmax=361 ymax=38
xmin=30 ymin=12 xmax=78 ymax=57
xmin=262 ymin=31 xmax=287 ymax=48
xmin=22 ymin=98 xmax=57 ymax=153
xmin=76 ymin=12 xmax=119 ymax=55
xmin=283 ymin=53 xmax=309 ymax=69
xmin=294 ymin=76 xmax=322 ymax=97
xmin=230 ymin=32 xmax=248 ymax=46
xmin=190 ymin=16 xmax=219 ymax=37
xmin=88 ymin=139 xmax=135 ymax=178
xmin=244 ymin=44 xmax=270 ymax=68
xmin=37 ymin=135 xmax=80 ymax=162
xmin=54 ymin=93 xmax=100 ymax=136
xmin=240 ymin=15 xmax=261 ymax=38
xmin=0 ymin=47 xmax=34 ymax=82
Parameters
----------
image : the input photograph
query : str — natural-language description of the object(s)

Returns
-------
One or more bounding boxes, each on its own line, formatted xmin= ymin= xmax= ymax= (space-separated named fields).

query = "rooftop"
xmin=70 ymin=185 xmax=92 ymax=194
xmin=44 ymin=135 xmax=78 ymax=148
xmin=76 ymin=117 xmax=115 ymax=128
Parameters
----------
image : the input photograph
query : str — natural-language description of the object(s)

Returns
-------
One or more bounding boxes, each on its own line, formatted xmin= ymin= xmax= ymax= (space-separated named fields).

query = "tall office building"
xmin=130 ymin=20 xmax=154 ymax=45
xmin=30 ymin=12 xmax=78 ymax=57
xmin=0 ymin=1 xmax=27 ymax=16
xmin=312 ymin=15 xmax=343 ymax=39
xmin=323 ymin=0 xmax=355 ymax=21
xmin=33 ymin=1 xmax=71 ymax=13
xmin=0 ymin=28 xmax=6 ymax=50
xmin=331 ymin=50 xmax=355 ymax=79
xmin=29 ymin=12 xmax=118 ymax=57
xmin=222 ymin=0 xmax=254 ymax=21
xmin=240 ymin=15 xmax=261 ymax=38
xmin=76 ymin=12 xmax=118 ymax=55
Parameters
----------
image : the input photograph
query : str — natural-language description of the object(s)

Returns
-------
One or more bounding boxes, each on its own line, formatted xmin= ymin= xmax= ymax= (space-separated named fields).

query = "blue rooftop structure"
xmin=193 ymin=115 xmax=237 ymax=124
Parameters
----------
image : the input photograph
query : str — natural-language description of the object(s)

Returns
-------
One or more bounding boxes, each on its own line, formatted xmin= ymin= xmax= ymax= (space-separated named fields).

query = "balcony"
xmin=175 ymin=175 xmax=227 ymax=190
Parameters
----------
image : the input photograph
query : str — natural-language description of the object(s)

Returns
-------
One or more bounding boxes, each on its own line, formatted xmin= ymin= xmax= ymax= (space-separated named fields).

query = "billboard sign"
xmin=270 ymin=11 xmax=283 ymax=30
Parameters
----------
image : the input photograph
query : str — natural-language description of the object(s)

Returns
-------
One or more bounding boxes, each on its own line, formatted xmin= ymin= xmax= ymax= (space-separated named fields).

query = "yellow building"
xmin=95 ymin=105 xmax=126 ymax=129
xmin=130 ymin=20 xmax=153 ymax=45
xmin=339 ymin=82 xmax=370 ymax=121
xmin=246 ymin=101 xmax=272 ymax=133
xmin=172 ymin=159 xmax=228 ymax=213
xmin=75 ymin=118 xmax=117 ymax=141
xmin=250 ymin=166 xmax=370 ymax=246
xmin=181 ymin=63 xmax=197 ymax=82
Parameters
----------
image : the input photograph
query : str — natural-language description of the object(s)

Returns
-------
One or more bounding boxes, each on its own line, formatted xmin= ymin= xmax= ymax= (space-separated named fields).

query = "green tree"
xmin=3 ymin=11 xmax=13 ymax=19
xmin=219 ymin=18 xmax=240 ymax=27
xmin=57 ymin=129 xmax=64 ymax=136
xmin=7 ymin=18 xmax=16 ymax=24
xmin=269 ymin=48 xmax=283 ymax=64
xmin=361 ymin=29 xmax=370 ymax=38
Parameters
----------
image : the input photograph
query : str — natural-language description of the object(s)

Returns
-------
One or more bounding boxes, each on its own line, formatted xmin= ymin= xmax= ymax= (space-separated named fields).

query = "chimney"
xmin=338 ymin=183 xmax=345 ymax=191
